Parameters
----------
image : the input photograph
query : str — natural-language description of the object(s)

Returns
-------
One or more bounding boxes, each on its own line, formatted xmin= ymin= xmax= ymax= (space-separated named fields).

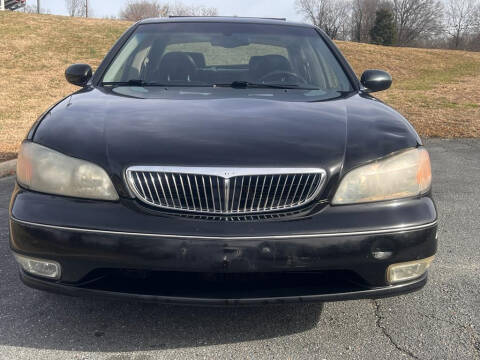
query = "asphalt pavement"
xmin=0 ymin=138 xmax=479 ymax=360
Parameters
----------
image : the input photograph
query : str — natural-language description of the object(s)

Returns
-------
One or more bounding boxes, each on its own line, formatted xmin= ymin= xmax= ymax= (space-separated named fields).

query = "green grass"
xmin=399 ymin=61 xmax=480 ymax=91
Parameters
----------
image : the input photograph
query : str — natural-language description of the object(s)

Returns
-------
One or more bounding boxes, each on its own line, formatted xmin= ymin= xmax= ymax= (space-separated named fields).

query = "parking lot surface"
xmin=0 ymin=139 xmax=479 ymax=360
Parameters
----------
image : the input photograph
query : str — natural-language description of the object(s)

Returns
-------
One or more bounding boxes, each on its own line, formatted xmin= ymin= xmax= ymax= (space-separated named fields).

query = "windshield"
xmin=102 ymin=22 xmax=353 ymax=94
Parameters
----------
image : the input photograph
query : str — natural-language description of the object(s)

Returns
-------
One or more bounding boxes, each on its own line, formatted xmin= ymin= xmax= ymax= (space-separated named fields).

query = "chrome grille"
xmin=126 ymin=167 xmax=326 ymax=215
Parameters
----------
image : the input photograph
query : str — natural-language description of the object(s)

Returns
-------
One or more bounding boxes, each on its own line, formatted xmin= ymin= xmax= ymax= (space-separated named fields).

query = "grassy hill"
xmin=1 ymin=11 xmax=479 ymax=161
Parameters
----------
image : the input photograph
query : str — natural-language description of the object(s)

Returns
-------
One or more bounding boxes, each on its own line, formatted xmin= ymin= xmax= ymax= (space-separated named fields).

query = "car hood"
xmin=32 ymin=88 xmax=420 ymax=198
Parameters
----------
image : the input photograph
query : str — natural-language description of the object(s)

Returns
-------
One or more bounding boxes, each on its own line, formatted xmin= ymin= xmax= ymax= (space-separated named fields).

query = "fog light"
xmin=387 ymin=256 xmax=434 ymax=284
xmin=14 ymin=254 xmax=61 ymax=279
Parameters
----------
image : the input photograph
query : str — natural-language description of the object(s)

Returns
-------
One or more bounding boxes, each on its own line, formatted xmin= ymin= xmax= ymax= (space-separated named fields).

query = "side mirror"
xmin=65 ymin=64 xmax=93 ymax=87
xmin=360 ymin=70 xmax=392 ymax=93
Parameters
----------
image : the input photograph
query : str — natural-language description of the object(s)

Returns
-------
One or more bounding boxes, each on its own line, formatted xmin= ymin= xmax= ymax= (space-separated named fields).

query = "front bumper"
xmin=9 ymin=186 xmax=438 ymax=304
xmin=19 ymin=268 xmax=428 ymax=305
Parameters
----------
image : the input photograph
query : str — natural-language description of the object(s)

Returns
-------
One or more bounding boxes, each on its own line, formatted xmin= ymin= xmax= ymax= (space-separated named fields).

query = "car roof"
xmin=138 ymin=16 xmax=314 ymax=28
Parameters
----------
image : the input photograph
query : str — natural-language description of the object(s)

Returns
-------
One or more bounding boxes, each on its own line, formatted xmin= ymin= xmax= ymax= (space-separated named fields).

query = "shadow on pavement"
xmin=0 ymin=288 xmax=323 ymax=352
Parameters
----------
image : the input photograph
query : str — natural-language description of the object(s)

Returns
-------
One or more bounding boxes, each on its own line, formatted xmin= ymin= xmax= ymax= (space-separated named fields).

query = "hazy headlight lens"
xmin=17 ymin=142 xmax=119 ymax=201
xmin=332 ymin=148 xmax=431 ymax=205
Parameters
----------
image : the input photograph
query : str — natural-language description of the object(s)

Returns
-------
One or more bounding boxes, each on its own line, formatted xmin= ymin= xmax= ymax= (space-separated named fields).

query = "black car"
xmin=9 ymin=17 xmax=437 ymax=305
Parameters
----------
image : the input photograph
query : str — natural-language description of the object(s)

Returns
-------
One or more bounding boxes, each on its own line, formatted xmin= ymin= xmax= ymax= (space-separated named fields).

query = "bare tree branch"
xmin=295 ymin=0 xmax=351 ymax=39
xmin=120 ymin=0 xmax=169 ymax=21
xmin=120 ymin=0 xmax=217 ymax=21
xmin=444 ymin=0 xmax=480 ymax=48
xmin=65 ymin=0 xmax=90 ymax=17
xmin=168 ymin=3 xmax=218 ymax=16
xmin=351 ymin=0 xmax=380 ymax=42
xmin=392 ymin=0 xmax=444 ymax=45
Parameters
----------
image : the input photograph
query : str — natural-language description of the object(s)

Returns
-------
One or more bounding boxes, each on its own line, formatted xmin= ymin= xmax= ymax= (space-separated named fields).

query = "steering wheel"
xmin=258 ymin=71 xmax=306 ymax=84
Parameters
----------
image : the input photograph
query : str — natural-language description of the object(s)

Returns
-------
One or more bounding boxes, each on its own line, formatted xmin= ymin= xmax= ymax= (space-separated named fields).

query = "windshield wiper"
xmin=215 ymin=81 xmax=319 ymax=90
xmin=101 ymin=80 xmax=213 ymax=87
xmin=101 ymin=80 xmax=320 ymax=90
xmin=101 ymin=80 xmax=152 ymax=86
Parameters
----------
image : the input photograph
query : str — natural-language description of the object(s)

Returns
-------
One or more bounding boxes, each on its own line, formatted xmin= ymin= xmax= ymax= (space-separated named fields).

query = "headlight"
xmin=332 ymin=147 xmax=431 ymax=205
xmin=17 ymin=142 xmax=119 ymax=201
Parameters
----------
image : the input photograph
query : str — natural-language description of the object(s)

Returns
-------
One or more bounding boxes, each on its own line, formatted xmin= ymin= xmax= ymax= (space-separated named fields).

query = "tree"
xmin=444 ymin=0 xmax=480 ymax=49
xmin=120 ymin=0 xmax=168 ymax=21
xmin=370 ymin=7 xmax=396 ymax=45
xmin=120 ymin=1 xmax=217 ymax=21
xmin=391 ymin=0 xmax=444 ymax=45
xmin=467 ymin=32 xmax=480 ymax=51
xmin=21 ymin=2 xmax=49 ymax=14
xmin=23 ymin=4 xmax=37 ymax=13
xmin=295 ymin=0 xmax=351 ymax=40
xmin=351 ymin=0 xmax=380 ymax=42
xmin=65 ymin=0 xmax=89 ymax=17
xmin=168 ymin=3 xmax=218 ymax=16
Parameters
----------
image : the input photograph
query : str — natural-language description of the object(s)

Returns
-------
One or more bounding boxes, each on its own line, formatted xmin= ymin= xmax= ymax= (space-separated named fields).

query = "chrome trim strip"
xmin=297 ymin=174 xmax=311 ymax=206
xmin=284 ymin=174 xmax=295 ymax=207
xmin=291 ymin=174 xmax=303 ymax=205
xmin=172 ymin=175 xmax=182 ymax=208
xmin=179 ymin=175 xmax=189 ymax=208
xmin=194 ymin=176 xmax=202 ymax=211
xmin=10 ymin=217 xmax=438 ymax=240
xmin=243 ymin=176 xmax=252 ymax=212
xmin=187 ymin=175 xmax=196 ymax=210
xmin=135 ymin=172 xmax=146 ymax=198
xmin=209 ymin=176 xmax=215 ymax=212
xmin=142 ymin=172 xmax=154 ymax=202
xmin=127 ymin=166 xmax=326 ymax=178
xmin=257 ymin=176 xmax=267 ymax=211
xmin=149 ymin=172 xmax=161 ymax=206
xmin=237 ymin=177 xmax=244 ymax=212
xmin=264 ymin=176 xmax=274 ymax=209
xmin=201 ymin=176 xmax=209 ymax=212
xmin=270 ymin=176 xmax=282 ymax=210
xmin=224 ymin=178 xmax=230 ymax=212
xmin=251 ymin=176 xmax=259 ymax=211
xmin=164 ymin=174 xmax=175 ymax=207
xmin=277 ymin=175 xmax=288 ymax=208
xmin=157 ymin=173 xmax=168 ymax=206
